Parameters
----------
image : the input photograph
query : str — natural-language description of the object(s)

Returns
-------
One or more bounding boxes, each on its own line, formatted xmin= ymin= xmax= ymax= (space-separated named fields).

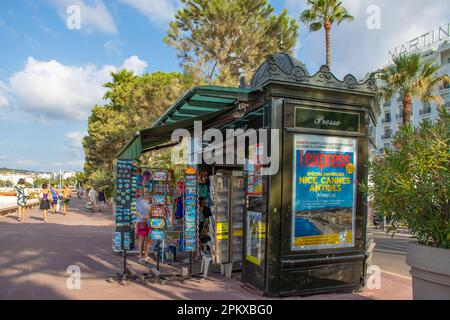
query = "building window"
xmin=420 ymin=103 xmax=432 ymax=115
xmin=382 ymin=127 xmax=392 ymax=140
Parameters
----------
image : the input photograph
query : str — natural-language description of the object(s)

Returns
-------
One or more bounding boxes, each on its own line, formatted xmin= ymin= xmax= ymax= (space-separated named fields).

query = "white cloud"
xmin=120 ymin=55 xmax=148 ymax=75
xmin=119 ymin=0 xmax=178 ymax=25
xmin=66 ymin=131 xmax=85 ymax=150
xmin=0 ymin=81 xmax=9 ymax=108
xmin=50 ymin=0 xmax=118 ymax=34
xmin=286 ymin=0 xmax=450 ymax=79
xmin=104 ymin=39 xmax=123 ymax=55
xmin=0 ymin=155 xmax=39 ymax=169
xmin=52 ymin=160 xmax=84 ymax=170
xmin=9 ymin=56 xmax=148 ymax=121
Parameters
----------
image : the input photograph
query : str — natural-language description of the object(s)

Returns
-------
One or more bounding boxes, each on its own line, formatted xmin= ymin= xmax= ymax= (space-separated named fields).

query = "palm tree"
xmin=378 ymin=53 xmax=449 ymax=125
xmin=300 ymin=0 xmax=354 ymax=67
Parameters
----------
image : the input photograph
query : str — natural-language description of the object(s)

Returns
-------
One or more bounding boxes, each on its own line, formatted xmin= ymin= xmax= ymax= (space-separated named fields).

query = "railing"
xmin=382 ymin=118 xmax=391 ymax=124
xmin=381 ymin=134 xmax=392 ymax=140
xmin=0 ymin=199 xmax=40 ymax=216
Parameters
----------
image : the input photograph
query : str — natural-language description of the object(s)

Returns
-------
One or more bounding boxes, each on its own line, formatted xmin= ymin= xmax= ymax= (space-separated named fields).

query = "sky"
xmin=0 ymin=0 xmax=449 ymax=173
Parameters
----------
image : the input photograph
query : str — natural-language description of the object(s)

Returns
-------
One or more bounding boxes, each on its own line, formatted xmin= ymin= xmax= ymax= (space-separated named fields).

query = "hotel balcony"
xmin=382 ymin=117 xmax=391 ymax=124
xmin=381 ymin=134 xmax=392 ymax=140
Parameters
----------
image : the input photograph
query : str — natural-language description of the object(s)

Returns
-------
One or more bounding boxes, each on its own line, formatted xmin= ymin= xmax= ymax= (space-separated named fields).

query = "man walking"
xmin=88 ymin=187 xmax=97 ymax=212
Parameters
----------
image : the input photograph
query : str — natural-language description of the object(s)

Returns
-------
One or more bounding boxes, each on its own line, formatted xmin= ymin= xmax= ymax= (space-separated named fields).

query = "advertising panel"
xmin=291 ymin=134 xmax=357 ymax=251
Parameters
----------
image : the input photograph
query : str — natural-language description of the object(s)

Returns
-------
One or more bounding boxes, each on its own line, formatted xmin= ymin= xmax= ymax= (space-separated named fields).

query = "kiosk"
xmin=115 ymin=53 xmax=379 ymax=296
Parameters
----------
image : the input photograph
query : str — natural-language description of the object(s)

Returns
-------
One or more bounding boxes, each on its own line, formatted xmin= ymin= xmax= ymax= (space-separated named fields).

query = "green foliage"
xmin=82 ymin=70 xmax=194 ymax=193
xmin=300 ymin=0 xmax=354 ymax=29
xmin=361 ymin=108 xmax=450 ymax=249
xmin=83 ymin=71 xmax=194 ymax=175
xmin=88 ymin=169 xmax=115 ymax=198
xmin=165 ymin=0 xmax=298 ymax=86
xmin=0 ymin=180 xmax=14 ymax=188
xmin=377 ymin=53 xmax=449 ymax=125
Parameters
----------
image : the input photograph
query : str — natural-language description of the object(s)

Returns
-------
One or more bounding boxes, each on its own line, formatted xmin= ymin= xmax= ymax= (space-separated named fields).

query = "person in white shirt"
xmin=88 ymin=188 xmax=97 ymax=212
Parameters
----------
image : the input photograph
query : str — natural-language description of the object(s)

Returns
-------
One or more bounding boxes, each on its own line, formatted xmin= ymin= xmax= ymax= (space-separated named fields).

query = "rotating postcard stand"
xmin=139 ymin=168 xmax=180 ymax=283
xmin=183 ymin=166 xmax=203 ymax=280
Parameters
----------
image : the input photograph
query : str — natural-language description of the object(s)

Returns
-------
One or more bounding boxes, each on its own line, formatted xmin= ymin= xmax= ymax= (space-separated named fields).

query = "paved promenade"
xmin=0 ymin=198 xmax=411 ymax=300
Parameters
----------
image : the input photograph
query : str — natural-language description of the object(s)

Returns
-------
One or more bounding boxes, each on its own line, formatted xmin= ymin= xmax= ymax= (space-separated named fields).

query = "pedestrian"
xmin=14 ymin=178 xmax=28 ymax=222
xmin=97 ymin=188 xmax=106 ymax=212
xmin=88 ymin=187 xmax=97 ymax=212
xmin=77 ymin=186 xmax=83 ymax=199
xmin=62 ymin=185 xmax=71 ymax=215
xmin=39 ymin=184 xmax=52 ymax=222
xmin=135 ymin=193 xmax=150 ymax=260
xmin=50 ymin=184 xmax=59 ymax=214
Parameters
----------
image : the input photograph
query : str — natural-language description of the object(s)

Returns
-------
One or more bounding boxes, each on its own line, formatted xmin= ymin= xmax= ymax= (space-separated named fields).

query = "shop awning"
xmin=153 ymin=85 xmax=257 ymax=127
xmin=117 ymin=106 xmax=234 ymax=160
xmin=117 ymin=85 xmax=259 ymax=160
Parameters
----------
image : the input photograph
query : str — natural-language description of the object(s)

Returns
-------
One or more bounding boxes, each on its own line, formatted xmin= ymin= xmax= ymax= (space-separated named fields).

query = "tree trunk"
xmin=402 ymin=95 xmax=412 ymax=125
xmin=325 ymin=20 xmax=331 ymax=67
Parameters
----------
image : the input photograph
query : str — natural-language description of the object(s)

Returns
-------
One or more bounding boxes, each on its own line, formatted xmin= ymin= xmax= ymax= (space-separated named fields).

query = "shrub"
xmin=362 ymin=107 xmax=450 ymax=248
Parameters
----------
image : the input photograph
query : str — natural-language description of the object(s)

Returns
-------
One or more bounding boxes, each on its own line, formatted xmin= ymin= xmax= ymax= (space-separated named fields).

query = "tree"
xmin=377 ymin=53 xmax=449 ymax=125
xmin=165 ymin=0 xmax=298 ymax=86
xmin=361 ymin=108 xmax=450 ymax=248
xmin=82 ymin=71 xmax=193 ymax=184
xmin=300 ymin=0 xmax=353 ymax=67
xmin=103 ymin=69 xmax=137 ymax=112
xmin=88 ymin=169 xmax=115 ymax=199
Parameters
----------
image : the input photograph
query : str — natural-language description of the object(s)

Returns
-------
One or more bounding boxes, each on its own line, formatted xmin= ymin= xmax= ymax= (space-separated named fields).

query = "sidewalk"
xmin=0 ymin=198 xmax=412 ymax=300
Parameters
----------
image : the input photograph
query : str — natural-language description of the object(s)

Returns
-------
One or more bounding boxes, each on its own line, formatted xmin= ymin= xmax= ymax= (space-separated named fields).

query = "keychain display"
xmin=114 ymin=159 xmax=136 ymax=251
xmin=183 ymin=170 xmax=198 ymax=252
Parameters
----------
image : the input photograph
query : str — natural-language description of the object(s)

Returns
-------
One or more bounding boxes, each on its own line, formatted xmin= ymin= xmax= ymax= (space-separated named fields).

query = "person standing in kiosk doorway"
xmin=62 ymin=185 xmax=71 ymax=215
xmin=39 ymin=184 xmax=52 ymax=222
xmin=15 ymin=178 xmax=28 ymax=222
xmin=50 ymin=184 xmax=59 ymax=214
xmin=197 ymin=198 xmax=212 ymax=259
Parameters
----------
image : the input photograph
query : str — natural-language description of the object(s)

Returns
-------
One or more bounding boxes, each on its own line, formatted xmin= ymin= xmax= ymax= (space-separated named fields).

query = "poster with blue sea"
xmin=291 ymin=134 xmax=357 ymax=251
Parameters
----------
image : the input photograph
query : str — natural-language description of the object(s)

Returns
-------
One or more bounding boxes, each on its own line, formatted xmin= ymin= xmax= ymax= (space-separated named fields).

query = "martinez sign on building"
xmin=389 ymin=22 xmax=450 ymax=61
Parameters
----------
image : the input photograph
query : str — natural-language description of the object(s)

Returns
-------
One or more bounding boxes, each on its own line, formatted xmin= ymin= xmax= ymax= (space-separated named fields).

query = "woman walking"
xmin=62 ymin=185 xmax=71 ymax=215
xmin=14 ymin=178 xmax=28 ymax=222
xmin=39 ymin=184 xmax=52 ymax=222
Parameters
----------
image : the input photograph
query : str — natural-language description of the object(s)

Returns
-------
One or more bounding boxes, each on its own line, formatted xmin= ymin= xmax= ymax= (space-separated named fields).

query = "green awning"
xmin=116 ymin=107 xmax=234 ymax=160
xmin=153 ymin=85 xmax=258 ymax=127
xmin=116 ymin=85 xmax=259 ymax=160
xmin=117 ymin=134 xmax=142 ymax=160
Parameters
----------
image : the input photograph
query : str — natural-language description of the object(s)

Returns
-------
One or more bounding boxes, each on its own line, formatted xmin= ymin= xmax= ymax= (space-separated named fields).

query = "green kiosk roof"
xmin=116 ymin=85 xmax=258 ymax=160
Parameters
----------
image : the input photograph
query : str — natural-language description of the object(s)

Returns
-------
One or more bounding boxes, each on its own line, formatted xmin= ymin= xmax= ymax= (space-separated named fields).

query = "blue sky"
xmin=0 ymin=0 xmax=449 ymax=172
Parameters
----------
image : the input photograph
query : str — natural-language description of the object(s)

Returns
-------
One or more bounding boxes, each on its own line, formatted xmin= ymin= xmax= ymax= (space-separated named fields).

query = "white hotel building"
xmin=373 ymin=24 xmax=450 ymax=154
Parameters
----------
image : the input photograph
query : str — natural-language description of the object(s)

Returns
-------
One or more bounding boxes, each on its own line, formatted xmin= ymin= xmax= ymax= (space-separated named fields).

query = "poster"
xmin=291 ymin=134 xmax=357 ymax=251
xmin=247 ymin=144 xmax=263 ymax=196
xmin=246 ymin=211 xmax=265 ymax=265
